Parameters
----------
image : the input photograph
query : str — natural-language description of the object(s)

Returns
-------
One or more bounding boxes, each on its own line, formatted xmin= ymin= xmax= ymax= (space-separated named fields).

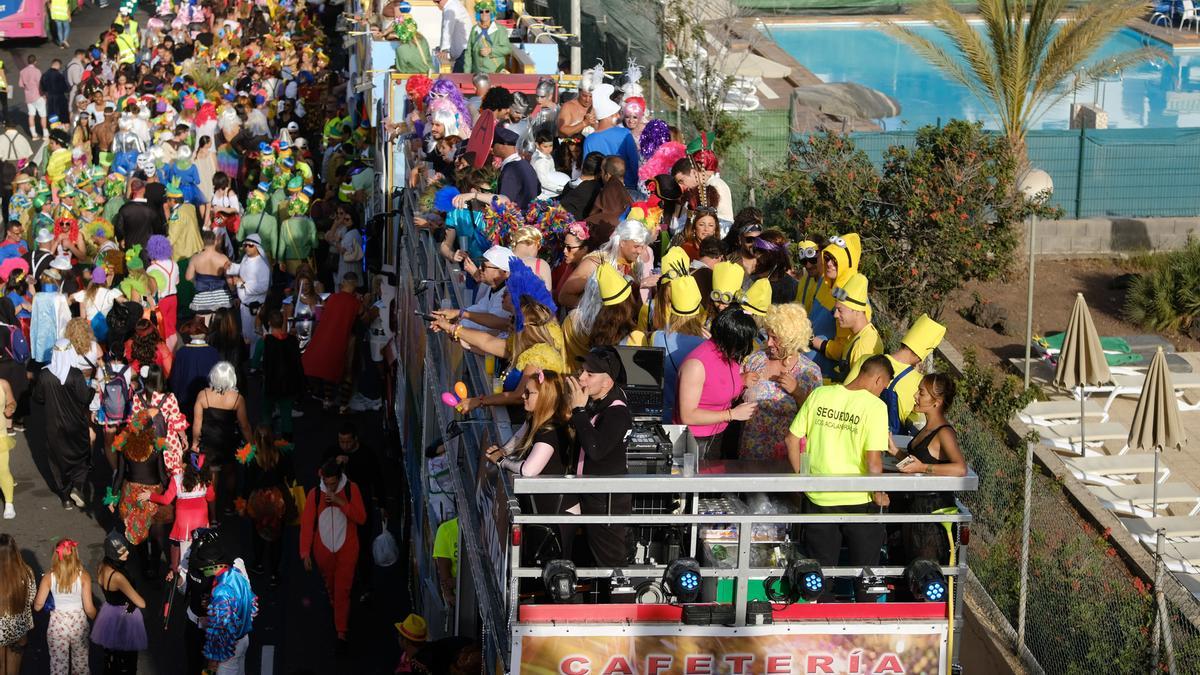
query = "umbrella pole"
xmin=1079 ymin=385 xmax=1086 ymax=456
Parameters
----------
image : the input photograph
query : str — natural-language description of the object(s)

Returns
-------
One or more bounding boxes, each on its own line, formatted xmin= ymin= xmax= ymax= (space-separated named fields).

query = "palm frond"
xmin=1031 ymin=0 xmax=1150 ymax=105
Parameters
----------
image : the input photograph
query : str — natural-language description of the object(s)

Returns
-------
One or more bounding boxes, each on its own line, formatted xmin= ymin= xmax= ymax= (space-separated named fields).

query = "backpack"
xmin=0 ymin=322 xmax=29 ymax=364
xmin=101 ymin=363 xmax=132 ymax=425
xmin=882 ymin=365 xmax=917 ymax=435
xmin=139 ymin=390 xmax=167 ymax=437
xmin=105 ymin=301 xmax=139 ymax=347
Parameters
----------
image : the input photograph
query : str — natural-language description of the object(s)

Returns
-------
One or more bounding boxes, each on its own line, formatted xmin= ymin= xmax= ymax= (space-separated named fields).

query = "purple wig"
xmin=639 ymin=119 xmax=671 ymax=161
xmin=425 ymin=78 xmax=473 ymax=131
xmin=146 ymin=234 xmax=173 ymax=261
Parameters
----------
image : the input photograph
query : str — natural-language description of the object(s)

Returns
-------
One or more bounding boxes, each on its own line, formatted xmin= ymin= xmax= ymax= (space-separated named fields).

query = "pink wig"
xmin=638 ymin=141 xmax=686 ymax=182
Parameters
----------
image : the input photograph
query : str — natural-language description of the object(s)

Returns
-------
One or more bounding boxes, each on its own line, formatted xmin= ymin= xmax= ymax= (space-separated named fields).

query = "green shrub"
xmin=760 ymin=122 xmax=1055 ymax=322
xmin=953 ymin=348 xmax=1040 ymax=436
xmin=1123 ymin=238 xmax=1200 ymax=333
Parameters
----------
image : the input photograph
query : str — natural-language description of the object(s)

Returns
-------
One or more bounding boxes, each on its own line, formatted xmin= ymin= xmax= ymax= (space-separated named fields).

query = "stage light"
xmin=905 ymin=559 xmax=947 ymax=602
xmin=542 ymin=560 xmax=577 ymax=603
xmin=662 ymin=557 xmax=702 ymax=603
xmin=786 ymin=558 xmax=825 ymax=602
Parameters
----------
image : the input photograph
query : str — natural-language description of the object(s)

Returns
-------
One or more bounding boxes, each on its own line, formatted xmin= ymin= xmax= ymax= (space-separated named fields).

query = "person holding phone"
xmin=299 ymin=460 xmax=366 ymax=647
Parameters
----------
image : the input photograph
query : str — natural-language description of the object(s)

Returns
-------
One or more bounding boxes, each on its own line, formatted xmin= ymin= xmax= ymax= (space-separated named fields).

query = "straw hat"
xmin=395 ymin=614 xmax=427 ymax=642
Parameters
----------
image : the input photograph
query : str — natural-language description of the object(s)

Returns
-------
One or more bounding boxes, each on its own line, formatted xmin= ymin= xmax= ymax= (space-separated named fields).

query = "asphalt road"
xmin=0 ymin=6 xmax=413 ymax=673
xmin=7 ymin=365 xmax=409 ymax=675
xmin=0 ymin=0 xmax=125 ymax=131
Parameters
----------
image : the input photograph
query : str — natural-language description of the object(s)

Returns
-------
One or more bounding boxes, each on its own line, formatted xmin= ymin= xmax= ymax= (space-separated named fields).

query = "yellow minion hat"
xmin=796 ymin=239 xmax=820 ymax=260
xmin=658 ymin=246 xmax=691 ymax=284
xmin=596 ymin=263 xmax=632 ymax=306
xmin=741 ymin=278 xmax=772 ymax=317
xmin=668 ymin=275 xmax=702 ymax=317
xmin=815 ymin=232 xmax=862 ymax=310
xmin=901 ymin=314 xmax=946 ymax=360
xmin=832 ymin=273 xmax=870 ymax=311
xmin=711 ymin=261 xmax=745 ymax=302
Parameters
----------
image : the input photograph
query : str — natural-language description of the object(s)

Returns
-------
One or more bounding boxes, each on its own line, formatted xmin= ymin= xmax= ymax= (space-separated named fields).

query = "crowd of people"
xmin=406 ymin=50 xmax=968 ymax=600
xmin=0 ymin=0 xmax=450 ymax=671
xmin=0 ymin=0 xmax=978 ymax=670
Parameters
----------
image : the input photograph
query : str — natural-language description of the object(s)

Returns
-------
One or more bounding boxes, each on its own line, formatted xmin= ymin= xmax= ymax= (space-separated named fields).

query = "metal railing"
xmin=509 ymin=470 xmax=977 ymax=664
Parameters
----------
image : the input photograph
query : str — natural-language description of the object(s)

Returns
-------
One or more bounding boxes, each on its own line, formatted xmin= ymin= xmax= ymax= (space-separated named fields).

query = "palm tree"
xmin=881 ymin=0 xmax=1163 ymax=163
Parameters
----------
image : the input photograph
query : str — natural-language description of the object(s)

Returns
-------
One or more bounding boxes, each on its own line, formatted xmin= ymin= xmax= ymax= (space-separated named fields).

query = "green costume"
xmin=278 ymin=215 xmax=316 ymax=265
xmin=239 ymin=211 xmax=280 ymax=262
xmin=392 ymin=23 xmax=434 ymax=74
xmin=464 ymin=23 xmax=512 ymax=74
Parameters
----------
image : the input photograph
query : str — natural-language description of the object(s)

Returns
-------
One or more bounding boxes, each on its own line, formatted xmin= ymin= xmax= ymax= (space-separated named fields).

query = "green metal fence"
xmin=847 ymin=128 xmax=1200 ymax=219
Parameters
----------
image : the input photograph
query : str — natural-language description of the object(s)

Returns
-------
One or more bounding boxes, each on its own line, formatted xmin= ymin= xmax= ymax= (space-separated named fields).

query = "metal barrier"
xmin=509 ymin=471 xmax=977 ymax=671
xmin=379 ymin=96 xmax=516 ymax=665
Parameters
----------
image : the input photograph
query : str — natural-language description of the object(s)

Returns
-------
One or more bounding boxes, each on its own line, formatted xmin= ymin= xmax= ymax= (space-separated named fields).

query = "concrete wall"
xmin=1034 ymin=217 xmax=1200 ymax=257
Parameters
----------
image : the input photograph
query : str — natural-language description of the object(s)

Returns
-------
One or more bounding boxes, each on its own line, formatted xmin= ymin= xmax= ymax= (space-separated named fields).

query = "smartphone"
xmin=413 ymin=310 xmax=437 ymax=321
xmin=896 ymin=456 xmax=918 ymax=470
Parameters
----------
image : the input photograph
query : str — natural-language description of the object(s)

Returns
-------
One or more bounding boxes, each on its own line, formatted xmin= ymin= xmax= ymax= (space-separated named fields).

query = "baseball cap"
xmin=576 ymin=346 xmax=625 ymax=384
xmin=482 ymin=245 xmax=514 ymax=273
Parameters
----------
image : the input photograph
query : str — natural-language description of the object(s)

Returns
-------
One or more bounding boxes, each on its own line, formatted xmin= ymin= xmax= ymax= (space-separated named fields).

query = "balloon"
xmin=454 ymin=381 xmax=468 ymax=400
xmin=441 ymin=392 xmax=460 ymax=407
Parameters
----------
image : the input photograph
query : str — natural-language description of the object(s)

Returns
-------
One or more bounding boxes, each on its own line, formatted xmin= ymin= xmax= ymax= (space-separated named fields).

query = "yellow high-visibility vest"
xmin=116 ymin=33 xmax=137 ymax=64
xmin=49 ymin=0 xmax=70 ymax=22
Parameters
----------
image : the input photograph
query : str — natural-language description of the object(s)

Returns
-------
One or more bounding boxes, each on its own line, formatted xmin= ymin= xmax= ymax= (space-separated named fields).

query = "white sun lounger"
xmin=1037 ymin=421 xmax=1130 ymax=456
xmin=1175 ymin=573 xmax=1200 ymax=600
xmin=1018 ymin=399 xmax=1109 ymax=426
xmin=1155 ymin=541 xmax=1200 ymax=574
xmin=1119 ymin=516 xmax=1200 ymax=545
xmin=1100 ymin=372 xmax=1200 ymax=415
xmin=1088 ymin=483 xmax=1200 ymax=518
xmin=1063 ymin=454 xmax=1170 ymax=486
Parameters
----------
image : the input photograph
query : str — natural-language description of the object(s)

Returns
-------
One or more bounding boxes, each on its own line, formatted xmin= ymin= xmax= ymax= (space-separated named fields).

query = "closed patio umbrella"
xmin=1052 ymin=293 xmax=1113 ymax=455
xmin=1128 ymin=346 xmax=1187 ymax=672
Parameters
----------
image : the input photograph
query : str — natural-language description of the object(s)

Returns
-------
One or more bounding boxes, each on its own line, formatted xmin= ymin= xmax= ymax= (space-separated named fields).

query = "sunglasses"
xmin=563 ymin=243 xmax=584 ymax=251
xmin=521 ymin=389 xmax=537 ymax=399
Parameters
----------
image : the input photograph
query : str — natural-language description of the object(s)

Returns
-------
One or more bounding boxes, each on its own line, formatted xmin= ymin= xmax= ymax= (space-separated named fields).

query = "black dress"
xmin=902 ymin=423 xmax=956 ymax=563
xmin=198 ymin=391 xmax=242 ymax=468
xmin=32 ymin=366 xmax=93 ymax=496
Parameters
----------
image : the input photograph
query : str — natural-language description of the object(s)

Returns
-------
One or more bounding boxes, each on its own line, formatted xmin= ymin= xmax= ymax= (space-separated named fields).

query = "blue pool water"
xmin=767 ymin=23 xmax=1200 ymax=130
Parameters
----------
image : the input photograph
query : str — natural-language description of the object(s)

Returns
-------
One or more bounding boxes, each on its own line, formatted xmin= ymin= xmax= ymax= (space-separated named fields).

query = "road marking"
xmin=261 ymin=645 xmax=274 ymax=675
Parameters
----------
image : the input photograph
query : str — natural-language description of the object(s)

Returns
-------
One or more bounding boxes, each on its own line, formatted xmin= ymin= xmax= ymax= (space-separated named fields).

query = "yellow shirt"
xmin=829 ymin=322 xmax=883 ymax=383
xmin=790 ymin=384 xmax=889 ymax=506
xmin=432 ymin=517 xmax=458 ymax=577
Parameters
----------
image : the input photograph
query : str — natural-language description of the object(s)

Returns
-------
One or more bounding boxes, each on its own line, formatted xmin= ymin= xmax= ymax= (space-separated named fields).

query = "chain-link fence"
xmin=848 ymin=128 xmax=1200 ymax=219
xmin=941 ymin=365 xmax=1200 ymax=673
xmin=644 ymin=106 xmax=792 ymax=208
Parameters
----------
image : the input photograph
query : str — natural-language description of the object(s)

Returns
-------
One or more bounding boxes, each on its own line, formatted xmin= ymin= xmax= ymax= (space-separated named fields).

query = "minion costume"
xmin=464 ymin=0 xmax=512 ymax=75
xmin=650 ymin=255 xmax=705 ymax=422
xmin=561 ymin=263 xmax=644 ymax=363
xmin=845 ymin=314 xmax=947 ymax=435
xmin=709 ymin=261 xmax=745 ymax=313
xmin=640 ymin=245 xmax=690 ymax=332
xmin=808 ymin=233 xmax=861 ymax=378
xmin=793 ymin=239 xmax=822 ymax=313
xmin=741 ymin=278 xmax=772 ymax=319
xmin=822 ymin=273 xmax=883 ymax=383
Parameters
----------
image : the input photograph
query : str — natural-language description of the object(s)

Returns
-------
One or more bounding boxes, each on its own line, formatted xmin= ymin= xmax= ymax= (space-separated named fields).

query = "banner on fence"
xmin=515 ymin=626 xmax=946 ymax=674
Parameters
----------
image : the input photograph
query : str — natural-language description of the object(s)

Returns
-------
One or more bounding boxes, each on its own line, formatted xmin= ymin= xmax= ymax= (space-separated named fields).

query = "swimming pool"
xmin=766 ymin=22 xmax=1200 ymax=130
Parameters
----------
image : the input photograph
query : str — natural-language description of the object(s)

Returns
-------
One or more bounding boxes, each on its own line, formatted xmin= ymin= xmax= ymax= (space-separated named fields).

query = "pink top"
xmin=676 ymin=339 xmax=744 ymax=438
xmin=18 ymin=65 xmax=41 ymax=102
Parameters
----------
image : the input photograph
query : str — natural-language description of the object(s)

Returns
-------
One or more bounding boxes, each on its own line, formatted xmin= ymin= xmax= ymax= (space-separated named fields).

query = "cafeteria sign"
xmin=517 ymin=629 xmax=944 ymax=675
